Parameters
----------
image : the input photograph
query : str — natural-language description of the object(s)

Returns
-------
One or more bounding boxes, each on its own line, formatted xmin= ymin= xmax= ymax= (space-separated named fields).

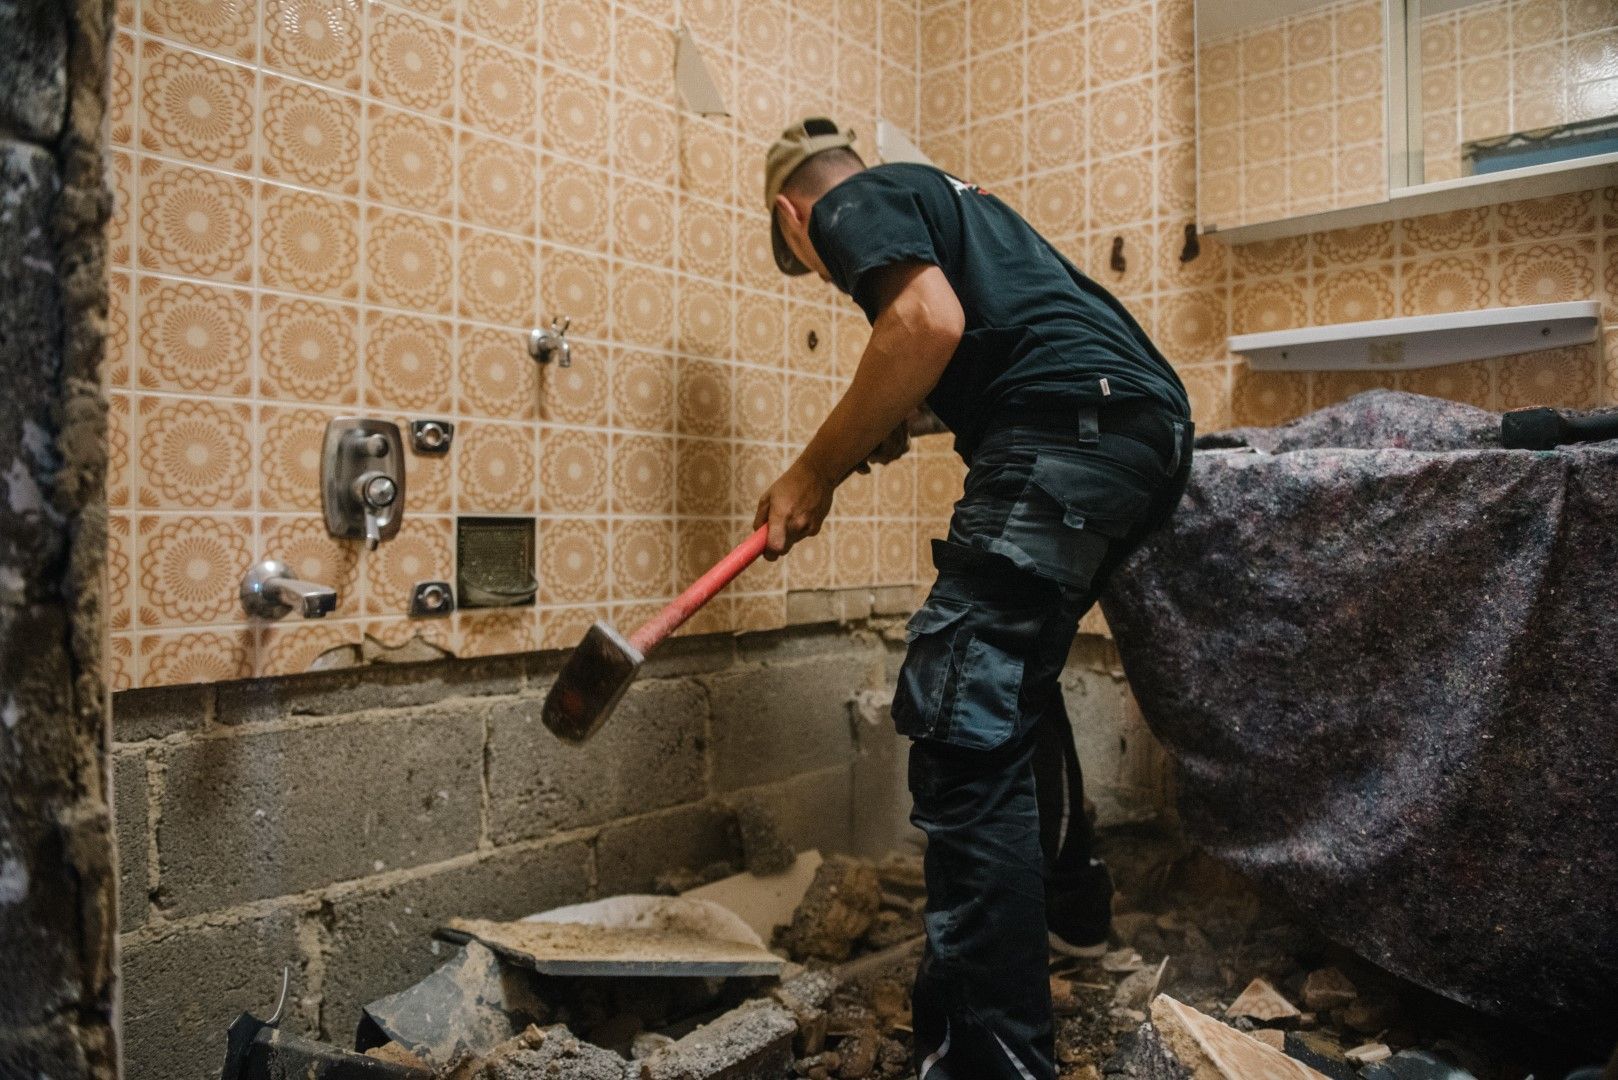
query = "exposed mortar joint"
xmin=141 ymin=751 xmax=161 ymax=924
xmin=478 ymin=715 xmax=494 ymax=853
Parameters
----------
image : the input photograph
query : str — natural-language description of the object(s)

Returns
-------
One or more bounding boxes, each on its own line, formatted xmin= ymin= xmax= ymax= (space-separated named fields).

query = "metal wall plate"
xmin=409 ymin=581 xmax=455 ymax=618
xmin=323 ymin=417 xmax=405 ymax=549
xmin=411 ymin=419 xmax=454 ymax=455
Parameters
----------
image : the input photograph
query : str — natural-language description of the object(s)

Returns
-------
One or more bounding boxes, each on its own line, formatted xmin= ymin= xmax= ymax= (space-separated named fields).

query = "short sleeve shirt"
xmin=807 ymin=163 xmax=1188 ymax=459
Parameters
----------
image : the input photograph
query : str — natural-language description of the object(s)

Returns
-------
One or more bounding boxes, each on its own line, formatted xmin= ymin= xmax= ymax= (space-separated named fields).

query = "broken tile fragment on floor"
xmin=1146 ymin=994 xmax=1332 ymax=1079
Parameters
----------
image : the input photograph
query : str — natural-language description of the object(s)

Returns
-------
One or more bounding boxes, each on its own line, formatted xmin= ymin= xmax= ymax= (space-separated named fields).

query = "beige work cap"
xmin=764 ymin=117 xmax=856 ymax=275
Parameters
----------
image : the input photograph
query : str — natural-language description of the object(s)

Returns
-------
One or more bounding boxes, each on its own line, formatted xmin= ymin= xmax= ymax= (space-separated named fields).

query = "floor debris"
xmin=1226 ymin=977 xmax=1301 ymax=1024
xmin=247 ymin=823 xmax=1603 ymax=1080
xmin=771 ymin=855 xmax=883 ymax=963
xmin=358 ymin=941 xmax=549 ymax=1070
xmin=729 ymin=795 xmax=798 ymax=875
xmin=1145 ymin=994 xmax=1332 ymax=1079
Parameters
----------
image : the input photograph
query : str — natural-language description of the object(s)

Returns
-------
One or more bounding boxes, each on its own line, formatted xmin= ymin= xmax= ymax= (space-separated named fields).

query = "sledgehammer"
xmin=540 ymin=525 xmax=769 ymax=742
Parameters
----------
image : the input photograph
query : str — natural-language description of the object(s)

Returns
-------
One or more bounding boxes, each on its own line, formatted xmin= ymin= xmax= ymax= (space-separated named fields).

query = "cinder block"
xmin=871 ymin=585 xmax=916 ymax=617
xmin=784 ymin=589 xmax=840 ymax=625
xmin=639 ymin=998 xmax=797 ymax=1080
xmin=487 ymin=678 xmax=707 ymax=842
xmin=848 ymin=690 xmax=914 ymax=858
xmin=113 ymin=750 xmax=148 ymax=931
xmin=705 ymin=653 xmax=874 ymax=791
xmin=595 ymin=802 xmax=741 ymax=896
xmin=836 ymin=588 xmax=875 ymax=622
xmin=112 ymin=683 xmax=212 ymax=742
xmin=636 ymin=630 xmax=737 ymax=679
xmin=735 ymin=622 xmax=879 ymax=664
xmin=319 ymin=838 xmax=592 ymax=1039
xmin=156 ymin=711 xmax=483 ymax=915
xmin=726 ymin=766 xmax=856 ymax=857
xmin=121 ymin=907 xmax=305 ymax=1080
xmin=215 ymin=655 xmax=526 ymax=725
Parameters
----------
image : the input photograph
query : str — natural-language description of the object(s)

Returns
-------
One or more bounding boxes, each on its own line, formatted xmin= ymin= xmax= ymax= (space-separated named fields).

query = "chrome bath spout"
xmin=241 ymin=559 xmax=338 ymax=619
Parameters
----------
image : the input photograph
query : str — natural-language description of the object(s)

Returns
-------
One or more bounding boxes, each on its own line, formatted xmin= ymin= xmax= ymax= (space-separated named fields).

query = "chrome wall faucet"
xmin=322 ymin=418 xmax=405 ymax=551
xmin=240 ymin=559 xmax=338 ymax=619
xmin=529 ymin=316 xmax=572 ymax=367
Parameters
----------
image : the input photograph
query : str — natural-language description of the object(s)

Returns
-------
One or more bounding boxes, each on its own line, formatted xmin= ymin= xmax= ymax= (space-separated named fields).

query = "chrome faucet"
xmin=240 ymin=559 xmax=338 ymax=619
xmin=529 ymin=315 xmax=572 ymax=367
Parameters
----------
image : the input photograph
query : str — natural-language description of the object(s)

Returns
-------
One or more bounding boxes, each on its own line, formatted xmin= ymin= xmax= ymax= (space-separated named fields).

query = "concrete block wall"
xmin=110 ymin=619 xmax=906 ymax=1080
xmin=110 ymin=612 xmax=1171 ymax=1079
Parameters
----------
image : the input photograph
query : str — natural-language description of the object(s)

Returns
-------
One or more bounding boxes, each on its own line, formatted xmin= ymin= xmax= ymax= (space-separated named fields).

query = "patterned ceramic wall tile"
xmin=113 ymin=0 xmax=1601 ymax=685
xmin=135 ymin=277 xmax=254 ymax=395
xmin=264 ymin=0 xmax=364 ymax=90
xmin=144 ymin=0 xmax=259 ymax=60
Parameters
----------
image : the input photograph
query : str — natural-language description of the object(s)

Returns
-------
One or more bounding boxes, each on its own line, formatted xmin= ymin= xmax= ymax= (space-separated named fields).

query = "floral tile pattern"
xmin=109 ymin=0 xmax=1614 ymax=686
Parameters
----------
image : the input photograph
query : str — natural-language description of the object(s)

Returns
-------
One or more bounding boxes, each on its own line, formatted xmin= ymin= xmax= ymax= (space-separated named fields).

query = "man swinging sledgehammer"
xmin=752 ymin=118 xmax=1194 ymax=1080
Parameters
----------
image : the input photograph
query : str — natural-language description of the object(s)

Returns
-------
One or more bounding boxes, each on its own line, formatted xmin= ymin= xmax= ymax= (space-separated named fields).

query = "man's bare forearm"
xmin=796 ymin=265 xmax=963 ymax=485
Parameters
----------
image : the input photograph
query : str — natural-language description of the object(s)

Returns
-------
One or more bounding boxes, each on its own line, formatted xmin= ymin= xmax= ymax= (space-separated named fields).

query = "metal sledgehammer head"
xmin=540 ymin=620 xmax=645 ymax=742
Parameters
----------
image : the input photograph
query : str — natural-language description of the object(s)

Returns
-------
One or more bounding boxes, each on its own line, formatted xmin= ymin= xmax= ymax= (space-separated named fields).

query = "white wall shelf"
xmin=1205 ymin=154 xmax=1618 ymax=246
xmin=1230 ymin=302 xmax=1602 ymax=372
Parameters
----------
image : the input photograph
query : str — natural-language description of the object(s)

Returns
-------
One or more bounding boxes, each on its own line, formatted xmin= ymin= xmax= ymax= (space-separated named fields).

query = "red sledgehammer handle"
xmin=627 ymin=525 xmax=769 ymax=655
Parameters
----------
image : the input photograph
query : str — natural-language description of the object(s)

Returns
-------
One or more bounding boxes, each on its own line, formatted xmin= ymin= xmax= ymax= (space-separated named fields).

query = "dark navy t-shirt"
xmin=807 ymin=162 xmax=1188 ymax=459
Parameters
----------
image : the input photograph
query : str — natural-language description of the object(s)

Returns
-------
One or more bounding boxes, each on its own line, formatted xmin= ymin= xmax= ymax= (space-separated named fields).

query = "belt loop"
xmin=1077 ymin=405 xmax=1099 ymax=445
xmin=1168 ymin=420 xmax=1185 ymax=474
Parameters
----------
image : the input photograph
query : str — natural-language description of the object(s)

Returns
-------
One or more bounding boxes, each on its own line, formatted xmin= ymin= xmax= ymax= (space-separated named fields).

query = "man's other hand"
xmin=753 ymin=461 xmax=836 ymax=559
xmin=864 ymin=422 xmax=911 ymax=467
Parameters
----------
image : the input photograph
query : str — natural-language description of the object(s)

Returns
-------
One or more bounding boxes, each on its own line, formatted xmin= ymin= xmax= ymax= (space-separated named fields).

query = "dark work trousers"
xmin=895 ymin=405 xmax=1193 ymax=1080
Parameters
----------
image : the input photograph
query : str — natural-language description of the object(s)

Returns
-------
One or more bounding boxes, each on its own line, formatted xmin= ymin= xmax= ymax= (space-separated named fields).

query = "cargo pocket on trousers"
xmin=994 ymin=451 xmax=1155 ymax=589
xmin=891 ymin=598 xmax=1025 ymax=751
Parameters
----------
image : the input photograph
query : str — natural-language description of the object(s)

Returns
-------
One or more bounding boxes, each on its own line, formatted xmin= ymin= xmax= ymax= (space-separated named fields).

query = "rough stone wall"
xmin=0 ymin=1 xmax=119 ymax=1078
xmin=110 ymin=621 xmax=908 ymax=1080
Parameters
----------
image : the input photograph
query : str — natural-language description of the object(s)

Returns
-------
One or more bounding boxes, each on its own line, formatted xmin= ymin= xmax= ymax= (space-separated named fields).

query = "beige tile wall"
xmin=105 ymin=0 xmax=1618 ymax=689
xmin=1420 ymin=0 xmax=1618 ymax=183
xmin=107 ymin=0 xmax=926 ymax=689
xmin=917 ymin=0 xmax=1614 ymax=492
xmin=1197 ymin=0 xmax=1388 ymax=230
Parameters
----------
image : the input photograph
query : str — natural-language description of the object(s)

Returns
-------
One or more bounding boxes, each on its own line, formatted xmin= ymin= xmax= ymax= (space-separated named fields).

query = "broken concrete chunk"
xmin=858 ymin=908 xmax=921 ymax=951
xmin=873 ymin=853 xmax=925 ymax=897
xmin=358 ymin=941 xmax=549 ymax=1070
xmin=1148 ymin=995 xmax=1332 ymax=1079
xmin=630 ymin=1032 xmax=676 ymax=1060
xmin=1345 ymin=1042 xmax=1393 ymax=1067
xmin=638 ymin=998 xmax=797 ymax=1080
xmin=728 ymin=795 xmax=796 ymax=875
xmin=833 ymin=1027 xmax=879 ymax=1079
xmin=773 ymin=856 xmax=882 ymax=962
xmin=454 ymin=1024 xmax=632 ymax=1080
xmin=1226 ymin=977 xmax=1301 ymax=1024
xmin=1300 ymin=967 xmax=1357 ymax=1012
xmin=1114 ymin=967 xmax=1162 ymax=1011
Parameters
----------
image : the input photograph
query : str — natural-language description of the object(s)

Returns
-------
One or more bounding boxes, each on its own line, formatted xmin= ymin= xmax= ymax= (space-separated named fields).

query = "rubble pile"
xmin=225 ymin=809 xmax=1607 ymax=1078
